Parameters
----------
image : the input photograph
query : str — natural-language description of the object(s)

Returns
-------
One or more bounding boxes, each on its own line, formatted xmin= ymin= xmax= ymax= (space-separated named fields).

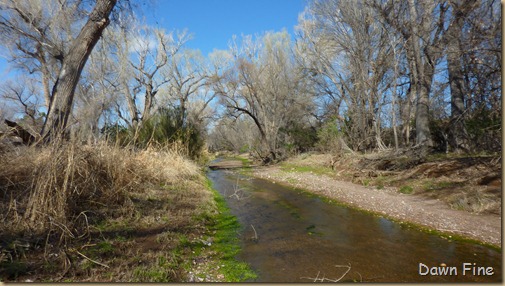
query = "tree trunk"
xmin=447 ymin=0 xmax=474 ymax=152
xmin=41 ymin=0 xmax=117 ymax=142
xmin=408 ymin=0 xmax=432 ymax=147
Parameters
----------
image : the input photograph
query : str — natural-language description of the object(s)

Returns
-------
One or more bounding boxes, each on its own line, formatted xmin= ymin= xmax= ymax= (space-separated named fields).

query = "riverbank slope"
xmin=0 ymin=143 xmax=252 ymax=282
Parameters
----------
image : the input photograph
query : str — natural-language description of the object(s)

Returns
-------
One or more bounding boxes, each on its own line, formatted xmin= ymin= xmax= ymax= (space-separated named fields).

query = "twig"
xmin=36 ymin=210 xmax=76 ymax=238
xmin=228 ymin=178 xmax=251 ymax=200
xmin=250 ymin=224 xmax=258 ymax=241
xmin=75 ymin=250 xmax=109 ymax=268
xmin=76 ymin=211 xmax=90 ymax=239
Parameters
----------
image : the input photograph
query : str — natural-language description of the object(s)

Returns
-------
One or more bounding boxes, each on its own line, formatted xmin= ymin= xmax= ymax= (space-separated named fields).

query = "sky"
xmin=139 ymin=0 xmax=307 ymax=55
xmin=0 ymin=0 xmax=308 ymax=78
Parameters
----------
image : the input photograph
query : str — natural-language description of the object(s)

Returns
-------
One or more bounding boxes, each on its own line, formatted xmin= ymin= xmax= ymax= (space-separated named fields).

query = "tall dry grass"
xmin=0 ymin=138 xmax=200 ymax=244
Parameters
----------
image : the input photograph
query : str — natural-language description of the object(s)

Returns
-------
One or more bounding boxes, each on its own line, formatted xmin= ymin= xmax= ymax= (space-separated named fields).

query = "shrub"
xmin=316 ymin=119 xmax=342 ymax=154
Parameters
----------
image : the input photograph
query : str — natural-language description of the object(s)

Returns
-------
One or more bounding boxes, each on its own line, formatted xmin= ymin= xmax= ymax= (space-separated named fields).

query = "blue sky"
xmin=0 ymin=0 xmax=307 ymax=78
xmin=142 ymin=0 xmax=307 ymax=55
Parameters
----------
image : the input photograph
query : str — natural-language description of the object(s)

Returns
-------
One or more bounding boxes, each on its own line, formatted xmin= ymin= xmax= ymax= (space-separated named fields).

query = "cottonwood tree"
xmin=207 ymin=117 xmax=259 ymax=152
xmin=444 ymin=0 xmax=476 ymax=152
xmin=163 ymin=48 xmax=212 ymax=127
xmin=112 ymin=23 xmax=188 ymax=132
xmin=297 ymin=0 xmax=393 ymax=151
xmin=15 ymin=0 xmax=117 ymax=142
xmin=0 ymin=0 xmax=85 ymax=110
xmin=375 ymin=0 xmax=459 ymax=151
xmin=211 ymin=31 xmax=313 ymax=162
xmin=72 ymin=35 xmax=121 ymax=143
xmin=375 ymin=0 xmax=501 ymax=152
xmin=446 ymin=0 xmax=501 ymax=152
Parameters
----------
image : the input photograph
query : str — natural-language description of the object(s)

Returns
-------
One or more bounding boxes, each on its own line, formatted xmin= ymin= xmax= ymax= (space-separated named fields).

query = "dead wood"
xmin=4 ymin=119 xmax=37 ymax=145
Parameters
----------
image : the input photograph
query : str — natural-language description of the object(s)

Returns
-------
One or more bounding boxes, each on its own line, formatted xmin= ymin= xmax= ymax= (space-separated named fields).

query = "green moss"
xmin=204 ymin=178 xmax=257 ymax=282
xmin=305 ymin=224 xmax=323 ymax=236
xmin=274 ymin=199 xmax=301 ymax=219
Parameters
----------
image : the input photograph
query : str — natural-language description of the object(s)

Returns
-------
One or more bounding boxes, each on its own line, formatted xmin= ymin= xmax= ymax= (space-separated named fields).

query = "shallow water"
xmin=207 ymin=169 xmax=502 ymax=282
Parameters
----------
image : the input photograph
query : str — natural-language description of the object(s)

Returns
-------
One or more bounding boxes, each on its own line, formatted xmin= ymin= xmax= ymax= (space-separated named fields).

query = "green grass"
xmin=132 ymin=255 xmax=178 ymax=282
xmin=422 ymin=180 xmax=462 ymax=192
xmin=399 ymin=185 xmax=414 ymax=194
xmin=280 ymin=163 xmax=333 ymax=176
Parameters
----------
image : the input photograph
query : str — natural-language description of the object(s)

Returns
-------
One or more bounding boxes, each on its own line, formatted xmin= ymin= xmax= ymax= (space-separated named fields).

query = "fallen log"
xmin=4 ymin=119 xmax=37 ymax=145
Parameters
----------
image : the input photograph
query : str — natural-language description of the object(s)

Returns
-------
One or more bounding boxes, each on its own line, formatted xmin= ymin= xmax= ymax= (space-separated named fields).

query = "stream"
xmin=207 ymin=168 xmax=502 ymax=282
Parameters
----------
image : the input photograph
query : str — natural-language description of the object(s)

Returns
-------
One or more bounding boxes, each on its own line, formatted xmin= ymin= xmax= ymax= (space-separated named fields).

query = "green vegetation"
xmin=305 ymin=224 xmax=323 ymax=236
xmin=280 ymin=163 xmax=333 ymax=177
xmin=0 ymin=261 xmax=28 ymax=280
xmin=399 ymin=185 xmax=414 ymax=194
xmin=103 ymin=107 xmax=205 ymax=160
xmin=232 ymin=156 xmax=252 ymax=168
xmin=204 ymin=178 xmax=257 ymax=282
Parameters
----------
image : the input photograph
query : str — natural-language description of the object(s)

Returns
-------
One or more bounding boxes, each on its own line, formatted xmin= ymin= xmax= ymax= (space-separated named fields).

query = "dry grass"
xmin=0 ymin=138 xmax=217 ymax=282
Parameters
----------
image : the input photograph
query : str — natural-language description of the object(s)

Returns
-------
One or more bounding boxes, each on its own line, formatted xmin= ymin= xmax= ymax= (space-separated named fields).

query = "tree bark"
xmin=41 ymin=0 xmax=117 ymax=142
xmin=408 ymin=0 xmax=432 ymax=147
xmin=447 ymin=0 xmax=475 ymax=152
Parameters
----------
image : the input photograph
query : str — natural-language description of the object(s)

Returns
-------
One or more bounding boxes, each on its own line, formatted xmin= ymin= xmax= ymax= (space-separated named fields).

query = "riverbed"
xmin=207 ymin=168 xmax=502 ymax=282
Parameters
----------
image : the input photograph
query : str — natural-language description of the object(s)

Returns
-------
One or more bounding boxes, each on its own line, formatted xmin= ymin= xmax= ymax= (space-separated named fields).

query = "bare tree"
xmin=164 ymin=49 xmax=210 ymax=127
xmin=211 ymin=31 xmax=313 ymax=162
xmin=445 ymin=0 xmax=500 ymax=152
xmin=72 ymin=35 xmax=121 ymax=143
xmin=0 ymin=0 xmax=84 ymax=109
xmin=297 ymin=0 xmax=393 ymax=151
xmin=42 ymin=0 xmax=117 ymax=142
xmin=112 ymin=23 xmax=188 ymax=131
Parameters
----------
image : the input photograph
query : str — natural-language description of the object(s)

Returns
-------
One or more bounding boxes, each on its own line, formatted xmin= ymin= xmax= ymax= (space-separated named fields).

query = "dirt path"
xmin=251 ymin=165 xmax=501 ymax=248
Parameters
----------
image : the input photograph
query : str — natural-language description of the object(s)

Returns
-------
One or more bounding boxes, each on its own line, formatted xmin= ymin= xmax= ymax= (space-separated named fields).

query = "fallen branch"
xmin=4 ymin=119 xmax=36 ymax=145
xmin=75 ymin=249 xmax=109 ymax=268
xmin=228 ymin=178 xmax=251 ymax=200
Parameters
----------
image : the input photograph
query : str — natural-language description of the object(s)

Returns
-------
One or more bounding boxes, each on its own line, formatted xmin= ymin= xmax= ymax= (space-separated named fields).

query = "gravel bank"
xmin=251 ymin=166 xmax=501 ymax=247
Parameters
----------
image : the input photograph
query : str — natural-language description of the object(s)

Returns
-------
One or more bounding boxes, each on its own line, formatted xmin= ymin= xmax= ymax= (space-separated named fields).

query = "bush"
xmin=102 ymin=107 xmax=205 ymax=159
xmin=316 ymin=119 xmax=343 ymax=154
xmin=281 ymin=121 xmax=318 ymax=154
